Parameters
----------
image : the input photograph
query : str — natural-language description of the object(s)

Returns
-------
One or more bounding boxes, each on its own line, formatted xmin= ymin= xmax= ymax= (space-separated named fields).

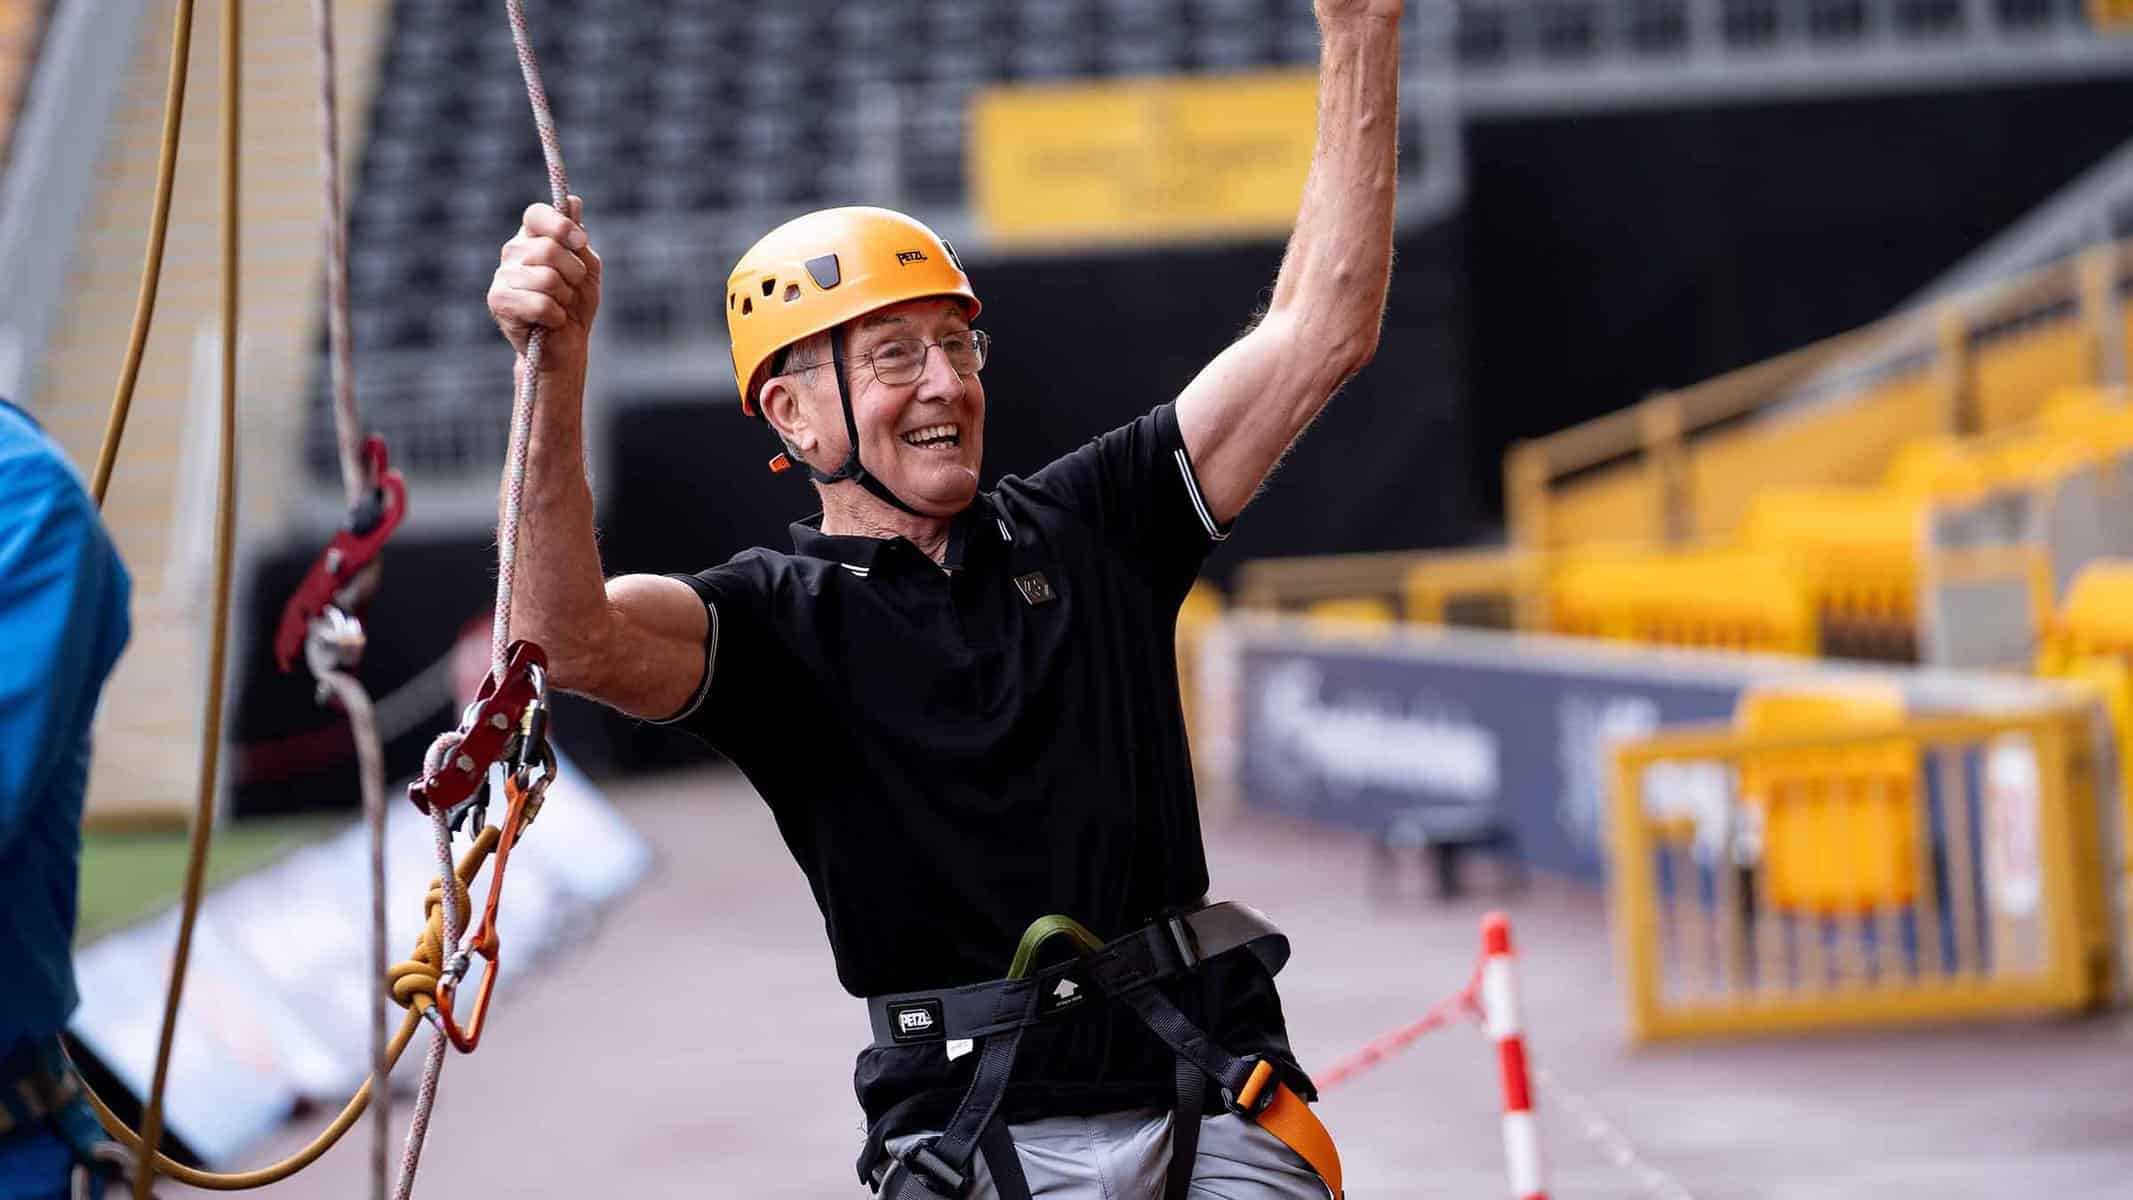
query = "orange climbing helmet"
xmin=726 ymin=206 xmax=980 ymax=416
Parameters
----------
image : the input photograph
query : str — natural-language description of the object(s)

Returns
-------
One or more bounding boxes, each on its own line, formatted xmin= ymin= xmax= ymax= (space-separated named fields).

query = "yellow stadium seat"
xmin=1547 ymin=547 xmax=1817 ymax=655
xmin=2036 ymin=389 xmax=2133 ymax=457
xmin=1881 ymin=436 xmax=1990 ymax=497
xmin=1735 ymin=685 xmax=1919 ymax=913
xmin=2040 ymin=560 xmax=2133 ymax=666
xmin=1740 ymin=488 xmax=1921 ymax=656
xmin=1302 ymin=596 xmax=1397 ymax=627
xmin=1178 ymin=580 xmax=1223 ymax=634
xmin=1175 ymin=582 xmax=1225 ymax=749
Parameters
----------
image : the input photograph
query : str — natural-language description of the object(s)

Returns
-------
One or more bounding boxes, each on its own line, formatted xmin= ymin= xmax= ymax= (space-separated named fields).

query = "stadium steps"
xmin=31 ymin=0 xmax=393 ymax=827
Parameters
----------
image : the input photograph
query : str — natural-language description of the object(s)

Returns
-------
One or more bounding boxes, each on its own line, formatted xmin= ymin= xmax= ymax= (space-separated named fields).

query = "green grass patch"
xmin=77 ymin=816 xmax=348 ymax=944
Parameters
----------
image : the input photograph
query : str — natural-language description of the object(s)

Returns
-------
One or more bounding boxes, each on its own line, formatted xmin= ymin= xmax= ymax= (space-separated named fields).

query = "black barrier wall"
xmin=1464 ymin=77 xmax=2133 ymax=513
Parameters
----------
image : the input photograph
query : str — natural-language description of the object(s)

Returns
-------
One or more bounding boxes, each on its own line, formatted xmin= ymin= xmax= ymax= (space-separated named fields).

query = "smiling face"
xmin=759 ymin=296 xmax=986 ymax=518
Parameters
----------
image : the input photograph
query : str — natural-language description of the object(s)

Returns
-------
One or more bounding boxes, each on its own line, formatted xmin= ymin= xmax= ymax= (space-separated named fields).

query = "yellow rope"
xmin=73 ymin=0 xmax=517 ymax=1188
xmin=77 ymin=831 xmax=503 ymax=1190
xmin=124 ymin=1 xmax=239 ymax=1193
xmin=88 ymin=0 xmax=196 ymax=506
xmin=387 ymin=826 xmax=498 ymax=1016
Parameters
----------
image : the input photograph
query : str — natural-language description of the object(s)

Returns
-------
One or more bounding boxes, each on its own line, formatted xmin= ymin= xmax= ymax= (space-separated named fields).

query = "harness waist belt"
xmin=0 ymin=1038 xmax=82 ymax=1138
xmin=865 ymin=900 xmax=1288 ymax=1047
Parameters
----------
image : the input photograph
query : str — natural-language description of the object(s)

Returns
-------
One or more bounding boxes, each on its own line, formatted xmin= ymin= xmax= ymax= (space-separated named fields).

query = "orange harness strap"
xmin=1236 ymin=1062 xmax=1344 ymax=1197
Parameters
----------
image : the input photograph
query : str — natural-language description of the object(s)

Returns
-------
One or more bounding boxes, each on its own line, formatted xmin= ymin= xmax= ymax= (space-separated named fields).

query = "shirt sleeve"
xmin=1013 ymin=402 xmax=1229 ymax=602
xmin=0 ymin=444 xmax=131 ymax=858
xmin=651 ymin=555 xmax=790 ymax=758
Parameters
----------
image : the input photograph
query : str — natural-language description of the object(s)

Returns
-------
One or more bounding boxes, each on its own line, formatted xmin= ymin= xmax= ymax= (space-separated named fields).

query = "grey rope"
xmin=307 ymin=3 xmax=392 ymax=1197
xmin=393 ymin=804 xmax=464 ymax=1200
xmin=305 ymin=629 xmax=391 ymax=1200
xmin=312 ymin=0 xmax=362 ymax=512
xmin=493 ymin=0 xmax=572 ymax=678
xmin=394 ymin=2 xmax=571 ymax=1185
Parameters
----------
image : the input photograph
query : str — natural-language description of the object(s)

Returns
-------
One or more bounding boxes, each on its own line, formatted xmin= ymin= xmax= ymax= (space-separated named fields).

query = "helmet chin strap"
xmin=797 ymin=334 xmax=932 ymax=519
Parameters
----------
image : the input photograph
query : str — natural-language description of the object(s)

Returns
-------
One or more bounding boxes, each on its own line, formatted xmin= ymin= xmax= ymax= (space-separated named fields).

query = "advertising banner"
xmin=1231 ymin=629 xmax=1742 ymax=880
xmin=971 ymin=69 xmax=1318 ymax=247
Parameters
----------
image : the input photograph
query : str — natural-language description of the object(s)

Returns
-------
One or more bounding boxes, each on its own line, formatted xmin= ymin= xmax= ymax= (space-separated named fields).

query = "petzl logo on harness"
xmin=1044 ymin=976 xmax=1084 ymax=1014
xmin=890 ymin=999 xmax=943 ymax=1042
xmin=895 ymin=249 xmax=929 ymax=265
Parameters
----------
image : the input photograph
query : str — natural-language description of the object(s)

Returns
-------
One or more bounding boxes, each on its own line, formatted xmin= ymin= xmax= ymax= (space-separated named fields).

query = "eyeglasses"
xmin=785 ymin=329 xmax=991 ymax=387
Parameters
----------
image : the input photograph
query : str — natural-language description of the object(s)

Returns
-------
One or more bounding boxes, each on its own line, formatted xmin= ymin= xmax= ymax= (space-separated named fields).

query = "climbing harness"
xmin=861 ymin=903 xmax=1344 ymax=1200
xmin=0 ymin=1038 xmax=140 ymax=1199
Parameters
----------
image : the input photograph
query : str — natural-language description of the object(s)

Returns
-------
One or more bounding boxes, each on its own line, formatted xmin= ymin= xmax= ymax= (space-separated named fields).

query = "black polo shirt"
xmin=664 ymin=403 xmax=1304 ymax=1126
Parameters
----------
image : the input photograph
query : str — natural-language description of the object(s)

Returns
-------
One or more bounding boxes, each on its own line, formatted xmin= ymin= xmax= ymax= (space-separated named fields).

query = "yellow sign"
xmin=971 ymin=70 xmax=1319 ymax=247
xmin=2092 ymin=0 xmax=2133 ymax=28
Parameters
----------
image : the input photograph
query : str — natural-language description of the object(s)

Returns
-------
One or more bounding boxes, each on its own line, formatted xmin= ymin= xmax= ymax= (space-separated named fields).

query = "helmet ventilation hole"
xmin=762 ymin=278 xmax=777 ymax=297
xmin=742 ymin=296 xmax=753 ymax=315
xmin=784 ymin=284 xmax=801 ymax=302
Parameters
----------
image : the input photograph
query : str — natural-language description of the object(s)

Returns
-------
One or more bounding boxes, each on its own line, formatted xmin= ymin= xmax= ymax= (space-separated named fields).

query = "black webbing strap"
xmin=865 ymin=903 xmax=1289 ymax=1047
xmin=873 ymin=977 xmax=1039 ymax=1198
xmin=1092 ymin=959 xmax=1260 ymax=1105
xmin=859 ymin=903 xmax=1290 ymax=1196
xmin=977 ymin=1118 xmax=1034 ymax=1200
xmin=1166 ymin=1053 xmax=1206 ymax=1200
xmin=802 ymin=336 xmax=863 ymax=487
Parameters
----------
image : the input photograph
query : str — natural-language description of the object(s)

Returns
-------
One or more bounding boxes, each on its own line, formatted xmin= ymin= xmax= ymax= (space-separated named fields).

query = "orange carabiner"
xmin=430 ymin=769 xmax=537 ymax=1053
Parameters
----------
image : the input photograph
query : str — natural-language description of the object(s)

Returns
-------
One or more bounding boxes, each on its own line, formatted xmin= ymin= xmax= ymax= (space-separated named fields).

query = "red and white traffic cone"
xmin=1480 ymin=912 xmax=1547 ymax=1200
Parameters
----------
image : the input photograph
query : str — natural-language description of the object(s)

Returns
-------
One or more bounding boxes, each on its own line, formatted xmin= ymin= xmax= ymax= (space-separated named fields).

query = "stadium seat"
xmin=1546 ymin=547 xmax=1819 ymax=655
xmin=1733 ymin=684 xmax=1920 ymax=914
xmin=1740 ymin=487 xmax=1922 ymax=661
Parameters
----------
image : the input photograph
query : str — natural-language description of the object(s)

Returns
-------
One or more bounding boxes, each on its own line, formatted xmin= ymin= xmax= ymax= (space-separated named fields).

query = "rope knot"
xmin=386 ymin=826 xmax=499 ymax=1015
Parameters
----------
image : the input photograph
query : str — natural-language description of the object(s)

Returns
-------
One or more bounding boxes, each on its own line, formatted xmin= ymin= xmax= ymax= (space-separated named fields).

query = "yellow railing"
xmin=1510 ymin=242 xmax=2133 ymax=552
xmin=1607 ymin=706 xmax=2112 ymax=1042
xmin=1233 ymin=549 xmax=1452 ymax=616
xmin=2037 ymin=560 xmax=2133 ymax=973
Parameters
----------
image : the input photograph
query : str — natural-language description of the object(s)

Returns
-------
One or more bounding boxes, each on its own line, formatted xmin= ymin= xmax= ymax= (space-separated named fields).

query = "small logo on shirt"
xmin=1045 ymin=976 xmax=1085 ymax=1014
xmin=896 ymin=249 xmax=930 ymax=266
xmin=890 ymin=999 xmax=943 ymax=1042
xmin=1014 ymin=571 xmax=1056 ymax=606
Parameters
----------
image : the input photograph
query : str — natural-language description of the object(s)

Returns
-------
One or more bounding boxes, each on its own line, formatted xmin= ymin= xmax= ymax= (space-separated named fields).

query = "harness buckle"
xmin=1221 ymin=1058 xmax=1279 ymax=1119
xmin=1165 ymin=913 xmax=1202 ymax=972
xmin=899 ymin=1140 xmax=967 ymax=1197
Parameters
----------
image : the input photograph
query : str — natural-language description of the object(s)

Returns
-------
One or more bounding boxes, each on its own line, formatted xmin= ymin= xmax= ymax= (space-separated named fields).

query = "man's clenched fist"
xmin=488 ymin=195 xmax=602 ymax=377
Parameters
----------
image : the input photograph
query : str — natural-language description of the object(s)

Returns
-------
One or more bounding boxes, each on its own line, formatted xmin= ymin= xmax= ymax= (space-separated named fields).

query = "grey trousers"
xmin=880 ymin=1107 xmax=1331 ymax=1199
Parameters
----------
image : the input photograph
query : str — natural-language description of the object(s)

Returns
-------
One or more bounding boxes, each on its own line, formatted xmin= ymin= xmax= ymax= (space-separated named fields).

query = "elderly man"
xmin=486 ymin=2 xmax=1400 ymax=1194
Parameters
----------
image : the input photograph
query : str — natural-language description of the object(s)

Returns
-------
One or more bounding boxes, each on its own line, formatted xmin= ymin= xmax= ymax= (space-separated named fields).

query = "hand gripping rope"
xmin=70 ymin=1 xmax=573 ymax=1197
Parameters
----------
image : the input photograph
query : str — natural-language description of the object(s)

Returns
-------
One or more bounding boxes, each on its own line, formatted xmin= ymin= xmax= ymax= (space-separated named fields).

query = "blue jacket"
xmin=0 ymin=400 xmax=130 ymax=1193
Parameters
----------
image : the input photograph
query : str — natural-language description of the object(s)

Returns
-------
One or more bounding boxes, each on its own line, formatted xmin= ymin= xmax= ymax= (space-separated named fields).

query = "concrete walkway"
xmin=183 ymin=767 xmax=2133 ymax=1198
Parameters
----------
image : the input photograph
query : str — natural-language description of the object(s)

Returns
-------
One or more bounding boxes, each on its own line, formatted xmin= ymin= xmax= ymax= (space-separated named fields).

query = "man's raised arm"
xmin=487 ymin=199 xmax=709 ymax=720
xmin=1174 ymin=0 xmax=1402 ymax=527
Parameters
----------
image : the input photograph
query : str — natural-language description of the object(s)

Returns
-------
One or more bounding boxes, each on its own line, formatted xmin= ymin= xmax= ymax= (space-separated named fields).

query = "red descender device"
xmin=407 ymin=639 xmax=555 ymax=1052
xmin=274 ymin=435 xmax=408 ymax=673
